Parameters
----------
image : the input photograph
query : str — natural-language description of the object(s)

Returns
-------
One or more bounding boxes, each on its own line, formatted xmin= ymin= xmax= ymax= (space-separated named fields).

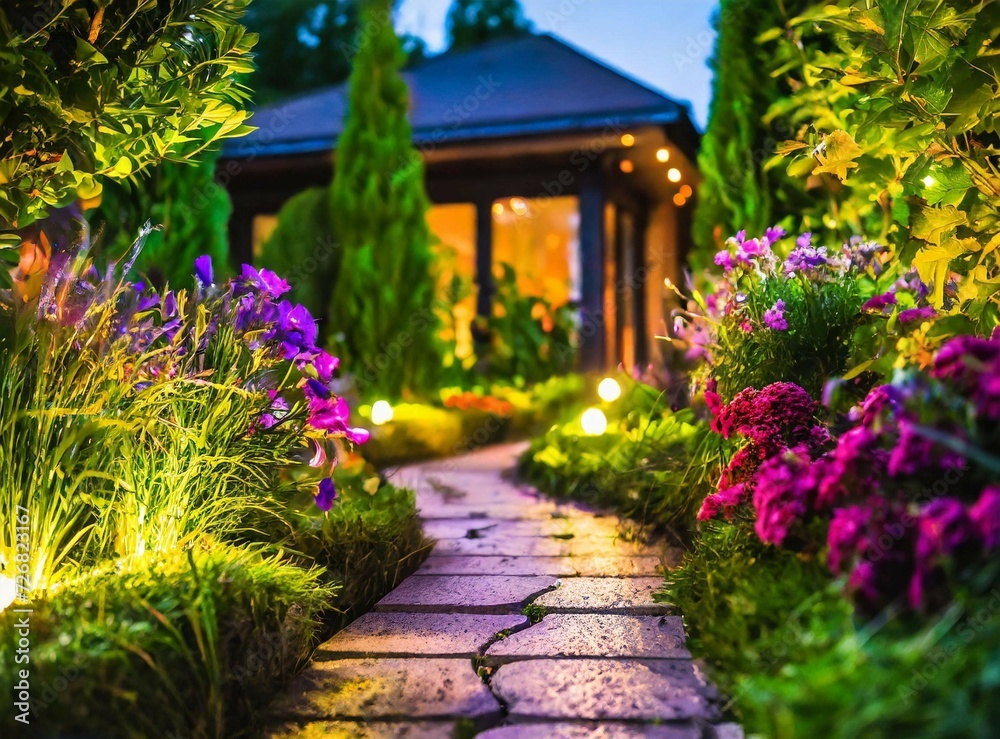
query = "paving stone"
xmin=269 ymin=658 xmax=501 ymax=721
xmin=414 ymin=555 xmax=577 ymax=577
xmin=569 ymin=555 xmax=663 ymax=577
xmin=432 ymin=535 xmax=570 ymax=557
xmin=491 ymin=658 xmax=720 ymax=722
xmin=533 ymin=577 xmax=671 ymax=614
xmin=477 ymin=722 xmax=706 ymax=738
xmin=376 ymin=575 xmax=558 ymax=614
xmin=316 ymin=612 xmax=528 ymax=658
xmin=266 ymin=720 xmax=457 ymax=738
xmin=485 ymin=614 xmax=688 ymax=662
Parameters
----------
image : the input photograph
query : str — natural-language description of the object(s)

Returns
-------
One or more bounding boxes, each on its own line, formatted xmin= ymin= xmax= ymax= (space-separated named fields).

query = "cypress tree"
xmin=692 ymin=0 xmax=816 ymax=264
xmin=327 ymin=0 xmax=442 ymax=397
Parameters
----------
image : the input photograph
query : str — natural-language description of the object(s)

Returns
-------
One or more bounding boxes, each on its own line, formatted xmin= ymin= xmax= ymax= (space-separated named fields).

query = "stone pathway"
xmin=266 ymin=443 xmax=738 ymax=738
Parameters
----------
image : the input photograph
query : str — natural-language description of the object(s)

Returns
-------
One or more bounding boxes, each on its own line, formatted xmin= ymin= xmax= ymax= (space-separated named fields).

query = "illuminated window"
xmin=491 ymin=195 xmax=580 ymax=308
xmin=252 ymin=214 xmax=278 ymax=260
xmin=427 ymin=203 xmax=477 ymax=361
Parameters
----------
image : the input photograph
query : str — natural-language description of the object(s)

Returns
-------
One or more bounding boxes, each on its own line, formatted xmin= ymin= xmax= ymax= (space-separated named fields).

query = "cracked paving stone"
xmin=269 ymin=658 xmax=501 ymax=722
xmin=375 ymin=574 xmax=558 ymax=614
xmin=421 ymin=518 xmax=549 ymax=539
xmin=533 ymin=577 xmax=672 ymax=614
xmin=485 ymin=614 xmax=689 ymax=662
xmin=414 ymin=555 xmax=577 ymax=577
xmin=316 ymin=612 xmax=528 ymax=658
xmin=491 ymin=658 xmax=721 ymax=722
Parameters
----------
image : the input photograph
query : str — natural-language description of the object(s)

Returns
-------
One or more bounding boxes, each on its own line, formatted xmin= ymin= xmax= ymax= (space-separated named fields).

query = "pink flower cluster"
xmin=722 ymin=332 xmax=1000 ymax=615
xmin=698 ymin=382 xmax=829 ymax=522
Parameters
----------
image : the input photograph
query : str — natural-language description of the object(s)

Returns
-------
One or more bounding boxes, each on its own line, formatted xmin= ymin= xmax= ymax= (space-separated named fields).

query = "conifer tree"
xmin=692 ymin=0 xmax=816 ymax=264
xmin=327 ymin=0 xmax=442 ymax=396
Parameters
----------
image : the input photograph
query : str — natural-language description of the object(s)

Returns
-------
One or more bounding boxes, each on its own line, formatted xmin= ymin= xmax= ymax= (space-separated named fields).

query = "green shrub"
xmin=90 ymin=148 xmax=232 ymax=289
xmin=0 ymin=0 xmax=254 ymax=274
xmin=519 ymin=379 xmax=723 ymax=532
xmin=765 ymin=0 xmax=1000 ymax=331
xmin=258 ymin=187 xmax=340 ymax=339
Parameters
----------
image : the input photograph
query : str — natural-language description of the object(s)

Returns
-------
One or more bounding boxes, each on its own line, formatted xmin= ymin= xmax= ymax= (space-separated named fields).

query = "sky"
xmin=396 ymin=0 xmax=719 ymax=130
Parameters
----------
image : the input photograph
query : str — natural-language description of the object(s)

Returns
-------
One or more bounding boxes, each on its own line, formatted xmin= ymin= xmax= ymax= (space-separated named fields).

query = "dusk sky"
xmin=396 ymin=0 xmax=719 ymax=129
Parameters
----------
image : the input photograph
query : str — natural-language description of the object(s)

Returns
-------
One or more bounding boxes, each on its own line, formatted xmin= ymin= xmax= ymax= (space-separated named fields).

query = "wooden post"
xmin=578 ymin=168 xmax=606 ymax=371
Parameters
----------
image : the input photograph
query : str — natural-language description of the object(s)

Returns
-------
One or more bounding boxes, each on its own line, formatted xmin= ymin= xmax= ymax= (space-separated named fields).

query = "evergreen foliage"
xmin=692 ymin=0 xmax=817 ymax=264
xmin=91 ymin=150 xmax=231 ymax=289
xmin=446 ymin=0 xmax=531 ymax=51
xmin=327 ymin=0 xmax=443 ymax=397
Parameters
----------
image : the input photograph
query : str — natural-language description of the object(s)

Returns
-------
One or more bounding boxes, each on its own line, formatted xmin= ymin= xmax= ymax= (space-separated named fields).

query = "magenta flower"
xmin=898 ymin=305 xmax=936 ymax=326
xmin=714 ymin=251 xmax=735 ymax=273
xmin=752 ymin=447 xmax=814 ymax=546
xmin=827 ymin=505 xmax=871 ymax=573
xmin=971 ymin=486 xmax=1000 ymax=550
xmin=763 ymin=299 xmax=788 ymax=331
xmin=861 ymin=292 xmax=896 ymax=313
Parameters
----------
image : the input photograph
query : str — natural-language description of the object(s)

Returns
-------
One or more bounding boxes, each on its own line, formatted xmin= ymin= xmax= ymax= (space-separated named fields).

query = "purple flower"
xmin=237 ymin=264 xmax=291 ymax=299
xmin=194 ymin=255 xmax=213 ymax=286
xmin=276 ymin=301 xmax=319 ymax=360
xmin=898 ymin=305 xmax=937 ymax=326
xmin=315 ymin=477 xmax=337 ymax=511
xmin=861 ymin=292 xmax=896 ymax=313
xmin=783 ymin=244 xmax=830 ymax=275
xmin=796 ymin=232 xmax=812 ymax=249
xmin=764 ymin=225 xmax=786 ymax=244
xmin=971 ymin=486 xmax=1000 ymax=550
xmin=763 ymin=299 xmax=788 ymax=331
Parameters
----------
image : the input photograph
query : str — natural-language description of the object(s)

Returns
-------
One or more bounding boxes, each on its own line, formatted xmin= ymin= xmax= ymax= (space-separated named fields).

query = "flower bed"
xmin=0 ymin=243 xmax=428 ymax=736
xmin=521 ymin=227 xmax=1000 ymax=735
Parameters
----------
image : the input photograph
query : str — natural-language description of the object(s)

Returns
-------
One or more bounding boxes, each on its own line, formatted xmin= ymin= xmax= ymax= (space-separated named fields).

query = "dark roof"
xmin=226 ymin=33 xmax=696 ymax=159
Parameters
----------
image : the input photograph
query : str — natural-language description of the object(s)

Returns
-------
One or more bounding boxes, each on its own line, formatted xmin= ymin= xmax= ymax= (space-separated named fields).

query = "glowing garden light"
xmin=597 ymin=377 xmax=622 ymax=402
xmin=0 ymin=574 xmax=17 ymax=613
xmin=580 ymin=407 xmax=608 ymax=436
xmin=620 ymin=133 xmax=635 ymax=147
xmin=371 ymin=400 xmax=394 ymax=426
xmin=656 ymin=147 xmax=670 ymax=162
xmin=667 ymin=167 xmax=682 ymax=183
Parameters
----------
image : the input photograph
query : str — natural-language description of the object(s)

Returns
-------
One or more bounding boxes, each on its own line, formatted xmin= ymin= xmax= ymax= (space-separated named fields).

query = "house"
xmin=219 ymin=32 xmax=699 ymax=370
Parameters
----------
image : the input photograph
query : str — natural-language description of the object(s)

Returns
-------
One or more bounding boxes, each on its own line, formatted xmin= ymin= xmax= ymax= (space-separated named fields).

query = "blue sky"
xmin=396 ymin=0 xmax=719 ymax=129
